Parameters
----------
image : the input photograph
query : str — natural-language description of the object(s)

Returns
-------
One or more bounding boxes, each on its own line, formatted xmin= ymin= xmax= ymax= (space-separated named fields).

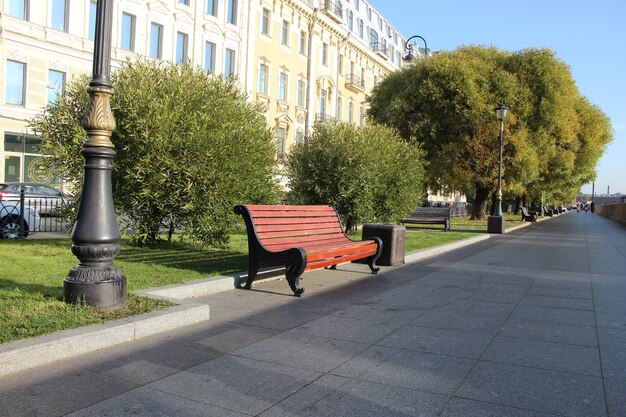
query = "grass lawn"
xmin=0 ymin=214 xmax=521 ymax=344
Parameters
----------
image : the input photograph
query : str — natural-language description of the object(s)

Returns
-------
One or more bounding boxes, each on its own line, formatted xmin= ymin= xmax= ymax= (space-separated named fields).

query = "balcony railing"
xmin=370 ymin=41 xmax=388 ymax=57
xmin=345 ymin=74 xmax=365 ymax=92
xmin=321 ymin=0 xmax=343 ymax=23
xmin=315 ymin=113 xmax=336 ymax=124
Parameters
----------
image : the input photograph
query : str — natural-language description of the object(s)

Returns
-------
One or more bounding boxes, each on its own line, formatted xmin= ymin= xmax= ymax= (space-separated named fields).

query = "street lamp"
xmin=63 ymin=0 xmax=127 ymax=310
xmin=488 ymin=103 xmax=508 ymax=234
xmin=403 ymin=35 xmax=428 ymax=63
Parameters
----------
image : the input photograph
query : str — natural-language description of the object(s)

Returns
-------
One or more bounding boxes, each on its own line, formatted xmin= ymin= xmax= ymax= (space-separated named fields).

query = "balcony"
xmin=320 ymin=0 xmax=343 ymax=23
xmin=370 ymin=41 xmax=388 ymax=58
xmin=345 ymin=74 xmax=365 ymax=93
xmin=315 ymin=113 xmax=336 ymax=124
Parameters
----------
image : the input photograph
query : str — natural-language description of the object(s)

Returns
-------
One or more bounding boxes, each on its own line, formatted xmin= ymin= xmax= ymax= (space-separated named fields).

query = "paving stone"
xmin=519 ymin=294 xmax=594 ymax=311
xmin=527 ymin=285 xmax=592 ymax=299
xmin=595 ymin=310 xmax=626 ymax=330
xmin=260 ymin=374 xmax=448 ymax=417
xmin=605 ymin=378 xmax=626 ymax=416
xmin=330 ymin=303 xmax=428 ymax=324
xmin=439 ymin=397 xmax=557 ymax=417
xmin=195 ymin=323 xmax=281 ymax=353
xmin=481 ymin=336 xmax=601 ymax=376
xmin=231 ymin=331 xmax=370 ymax=372
xmin=377 ymin=324 xmax=493 ymax=359
xmin=499 ymin=319 xmax=598 ymax=347
xmin=292 ymin=314 xmax=405 ymax=344
xmin=597 ymin=327 xmax=626 ymax=380
xmin=147 ymin=355 xmax=322 ymax=416
xmin=332 ymin=345 xmax=474 ymax=395
xmin=65 ymin=386 xmax=247 ymax=417
xmin=510 ymin=304 xmax=596 ymax=326
xmin=456 ymin=361 xmax=606 ymax=417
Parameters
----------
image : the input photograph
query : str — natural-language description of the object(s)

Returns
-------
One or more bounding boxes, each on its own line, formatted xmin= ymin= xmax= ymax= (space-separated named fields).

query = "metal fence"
xmin=1 ymin=189 xmax=69 ymax=239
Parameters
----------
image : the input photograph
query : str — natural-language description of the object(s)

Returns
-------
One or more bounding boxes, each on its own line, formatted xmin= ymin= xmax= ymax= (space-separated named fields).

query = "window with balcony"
xmin=150 ymin=23 xmax=163 ymax=59
xmin=121 ymin=12 xmax=136 ymax=51
xmin=6 ymin=60 xmax=26 ymax=106
xmin=258 ymin=64 xmax=268 ymax=95
xmin=278 ymin=72 xmax=288 ymax=101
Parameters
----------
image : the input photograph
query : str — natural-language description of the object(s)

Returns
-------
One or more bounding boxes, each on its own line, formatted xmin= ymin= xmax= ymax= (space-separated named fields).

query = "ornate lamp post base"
xmin=487 ymin=215 xmax=505 ymax=234
xmin=64 ymin=266 xmax=127 ymax=310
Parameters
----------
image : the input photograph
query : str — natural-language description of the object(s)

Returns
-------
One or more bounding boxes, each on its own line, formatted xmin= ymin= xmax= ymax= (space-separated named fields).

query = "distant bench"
xmin=234 ymin=204 xmax=382 ymax=296
xmin=521 ymin=207 xmax=538 ymax=222
xmin=400 ymin=207 xmax=452 ymax=231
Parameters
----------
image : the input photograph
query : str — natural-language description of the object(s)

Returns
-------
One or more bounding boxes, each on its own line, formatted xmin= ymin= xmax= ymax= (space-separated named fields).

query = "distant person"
xmin=590 ymin=201 xmax=595 ymax=213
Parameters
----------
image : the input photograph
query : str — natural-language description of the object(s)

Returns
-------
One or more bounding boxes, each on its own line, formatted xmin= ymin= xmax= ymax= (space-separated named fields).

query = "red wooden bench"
xmin=234 ymin=204 xmax=383 ymax=296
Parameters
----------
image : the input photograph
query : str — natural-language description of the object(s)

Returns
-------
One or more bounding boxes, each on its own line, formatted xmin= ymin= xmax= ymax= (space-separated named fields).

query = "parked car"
xmin=0 ymin=201 xmax=41 ymax=239
xmin=0 ymin=182 xmax=71 ymax=215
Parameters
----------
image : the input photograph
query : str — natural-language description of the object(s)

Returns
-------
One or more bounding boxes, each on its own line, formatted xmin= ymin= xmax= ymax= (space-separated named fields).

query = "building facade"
xmin=0 ymin=0 xmax=405 ymax=184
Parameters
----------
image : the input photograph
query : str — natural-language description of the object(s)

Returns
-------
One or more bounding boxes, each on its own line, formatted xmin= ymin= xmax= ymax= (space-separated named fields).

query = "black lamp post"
xmin=488 ymin=104 xmax=508 ymax=234
xmin=403 ymin=35 xmax=428 ymax=63
xmin=64 ymin=0 xmax=127 ymax=310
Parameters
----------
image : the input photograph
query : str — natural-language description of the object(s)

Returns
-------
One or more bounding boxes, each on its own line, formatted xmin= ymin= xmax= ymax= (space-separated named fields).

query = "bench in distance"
xmin=234 ymin=204 xmax=383 ymax=296
xmin=400 ymin=207 xmax=452 ymax=231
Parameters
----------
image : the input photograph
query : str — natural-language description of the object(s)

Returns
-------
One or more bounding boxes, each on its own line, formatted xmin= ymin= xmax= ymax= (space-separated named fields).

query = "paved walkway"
xmin=1 ymin=213 xmax=625 ymax=417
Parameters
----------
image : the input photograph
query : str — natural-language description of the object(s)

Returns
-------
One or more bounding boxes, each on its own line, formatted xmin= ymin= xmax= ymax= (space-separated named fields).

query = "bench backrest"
xmin=410 ymin=207 xmax=452 ymax=218
xmin=235 ymin=204 xmax=348 ymax=252
xmin=521 ymin=206 xmax=531 ymax=215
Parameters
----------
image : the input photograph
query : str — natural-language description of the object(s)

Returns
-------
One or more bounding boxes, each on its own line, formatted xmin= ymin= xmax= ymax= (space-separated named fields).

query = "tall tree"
xmin=31 ymin=60 xmax=279 ymax=245
xmin=368 ymin=46 xmax=612 ymax=218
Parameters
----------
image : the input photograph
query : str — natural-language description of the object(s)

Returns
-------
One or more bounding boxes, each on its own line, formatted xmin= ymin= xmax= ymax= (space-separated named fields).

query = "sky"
xmin=368 ymin=0 xmax=625 ymax=195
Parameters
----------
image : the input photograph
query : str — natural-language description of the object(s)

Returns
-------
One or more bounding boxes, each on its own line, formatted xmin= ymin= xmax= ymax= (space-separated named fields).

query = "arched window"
xmin=348 ymin=11 xmax=353 ymax=31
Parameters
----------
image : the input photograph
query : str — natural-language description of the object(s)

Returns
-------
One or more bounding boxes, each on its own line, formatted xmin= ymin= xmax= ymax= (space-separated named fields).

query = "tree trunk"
xmin=489 ymin=192 xmax=497 ymax=216
xmin=514 ymin=196 xmax=522 ymax=214
xmin=167 ymin=221 xmax=175 ymax=244
xmin=470 ymin=187 xmax=490 ymax=220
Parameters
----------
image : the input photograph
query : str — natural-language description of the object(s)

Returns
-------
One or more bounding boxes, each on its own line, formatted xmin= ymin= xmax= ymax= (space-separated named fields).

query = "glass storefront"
xmin=2 ymin=133 xmax=57 ymax=185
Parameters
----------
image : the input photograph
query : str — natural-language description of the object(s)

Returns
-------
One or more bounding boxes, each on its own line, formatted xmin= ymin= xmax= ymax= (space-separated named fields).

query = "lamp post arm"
xmin=405 ymin=35 xmax=428 ymax=57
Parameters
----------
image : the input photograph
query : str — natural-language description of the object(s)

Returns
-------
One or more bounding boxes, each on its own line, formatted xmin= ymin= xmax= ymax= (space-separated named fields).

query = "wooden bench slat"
xmin=306 ymin=249 xmax=379 ymax=270
xmin=247 ymin=205 xmax=335 ymax=211
xmin=260 ymin=233 xmax=347 ymax=247
xmin=266 ymin=239 xmax=376 ymax=255
xmin=257 ymin=227 xmax=344 ymax=239
xmin=251 ymin=217 xmax=340 ymax=226
xmin=249 ymin=209 xmax=337 ymax=218
xmin=255 ymin=222 xmax=341 ymax=233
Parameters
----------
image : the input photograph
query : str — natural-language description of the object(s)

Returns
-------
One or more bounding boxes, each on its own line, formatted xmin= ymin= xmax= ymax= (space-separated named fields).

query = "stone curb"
xmin=0 ymin=215 xmax=548 ymax=376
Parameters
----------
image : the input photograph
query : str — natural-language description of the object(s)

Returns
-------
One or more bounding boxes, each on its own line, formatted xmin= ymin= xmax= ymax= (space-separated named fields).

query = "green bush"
xmin=31 ymin=60 xmax=279 ymax=246
xmin=286 ymin=123 xmax=425 ymax=230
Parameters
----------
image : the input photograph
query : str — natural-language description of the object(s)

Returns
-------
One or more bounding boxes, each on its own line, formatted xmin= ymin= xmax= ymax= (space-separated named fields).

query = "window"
xmin=367 ymin=6 xmax=371 ymax=21
xmin=348 ymin=11 xmax=353 ymax=31
xmin=281 ymin=20 xmax=289 ymax=46
xmin=178 ymin=0 xmax=189 ymax=4
xmin=322 ymin=43 xmax=328 ymax=65
xmin=320 ymin=89 xmax=327 ymax=114
xmin=295 ymin=131 xmax=304 ymax=145
xmin=225 ymin=48 xmax=235 ymax=76
xmin=278 ymin=72 xmax=288 ymax=101
xmin=355 ymin=0 xmax=359 ymax=10
xmin=150 ymin=23 xmax=163 ymax=59
xmin=337 ymin=97 xmax=342 ymax=120
xmin=227 ymin=0 xmax=237 ymax=24
xmin=258 ymin=64 xmax=268 ymax=95
xmin=299 ymin=31 xmax=307 ymax=55
xmin=88 ymin=1 xmax=97 ymax=40
xmin=261 ymin=9 xmax=270 ymax=35
xmin=378 ymin=16 xmax=383 ymax=31
xmin=276 ymin=127 xmax=285 ymax=156
xmin=176 ymin=32 xmax=188 ymax=64
xmin=338 ymin=55 xmax=343 ymax=75
xmin=9 ymin=0 xmax=28 ymax=20
xmin=297 ymin=80 xmax=305 ymax=107
xmin=47 ymin=69 xmax=65 ymax=104
xmin=348 ymin=101 xmax=353 ymax=123
xmin=121 ymin=13 xmax=135 ymax=51
xmin=358 ymin=19 xmax=363 ymax=38
xmin=207 ymin=0 xmax=217 ymax=16
xmin=359 ymin=105 xmax=365 ymax=126
xmin=51 ymin=0 xmax=68 ymax=32
xmin=205 ymin=41 xmax=216 ymax=73
xmin=6 ymin=60 xmax=26 ymax=106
